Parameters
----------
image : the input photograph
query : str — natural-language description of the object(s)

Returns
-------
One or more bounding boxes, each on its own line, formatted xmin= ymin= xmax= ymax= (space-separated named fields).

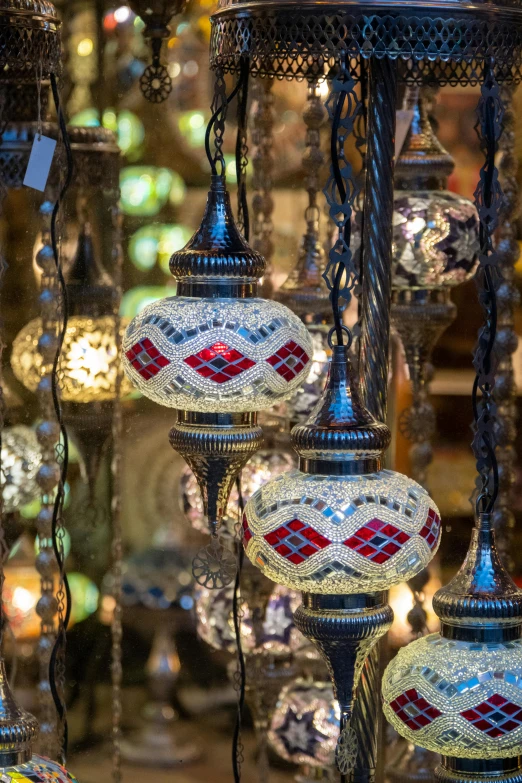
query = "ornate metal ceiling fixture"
xmin=0 ymin=0 xmax=61 ymax=83
xmin=127 ymin=0 xmax=186 ymax=103
xmin=122 ymin=73 xmax=313 ymax=590
xmin=392 ymin=86 xmax=479 ymax=488
xmin=383 ymin=64 xmax=522 ymax=783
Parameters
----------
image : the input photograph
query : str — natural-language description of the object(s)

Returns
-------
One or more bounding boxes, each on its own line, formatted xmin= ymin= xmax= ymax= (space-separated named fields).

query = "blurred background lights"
xmin=69 ymin=108 xmax=145 ymax=158
xmin=77 ymin=38 xmax=94 ymax=57
xmin=128 ymin=224 xmax=192 ymax=273
xmin=114 ymin=5 xmax=131 ymax=23
xmin=120 ymin=167 xmax=186 ymax=216
xmin=120 ymin=286 xmax=174 ymax=319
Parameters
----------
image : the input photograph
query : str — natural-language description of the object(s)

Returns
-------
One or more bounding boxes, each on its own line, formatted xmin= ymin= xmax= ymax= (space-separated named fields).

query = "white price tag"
xmin=23 ymin=135 xmax=57 ymax=192
xmin=395 ymin=109 xmax=414 ymax=159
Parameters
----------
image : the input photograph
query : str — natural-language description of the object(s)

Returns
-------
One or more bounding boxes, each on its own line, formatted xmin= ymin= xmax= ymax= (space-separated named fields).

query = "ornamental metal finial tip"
xmin=0 ymin=656 xmax=39 ymax=765
xmin=66 ymin=224 xmax=115 ymax=317
xmin=291 ymin=343 xmax=391 ymax=469
xmin=169 ymin=175 xmax=266 ymax=290
xmin=395 ymin=87 xmax=454 ymax=190
xmin=275 ymin=221 xmax=330 ymax=319
xmin=433 ymin=512 xmax=522 ymax=627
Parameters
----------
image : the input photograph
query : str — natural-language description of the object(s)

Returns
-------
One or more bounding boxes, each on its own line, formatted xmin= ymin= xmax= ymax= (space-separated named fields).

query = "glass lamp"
xmin=243 ymin=342 xmax=441 ymax=773
xmin=122 ymin=174 xmax=313 ymax=584
xmin=382 ymin=512 xmax=522 ymax=781
xmin=1 ymin=426 xmax=40 ymax=514
xmin=391 ymin=87 xmax=480 ymax=486
xmin=269 ymin=677 xmax=339 ymax=781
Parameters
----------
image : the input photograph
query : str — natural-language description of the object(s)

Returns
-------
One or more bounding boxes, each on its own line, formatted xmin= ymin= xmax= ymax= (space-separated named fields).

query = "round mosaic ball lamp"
xmin=269 ymin=677 xmax=340 ymax=782
xmin=0 ymin=653 xmax=78 ymax=782
xmin=382 ymin=511 xmax=522 ymax=783
xmin=123 ymin=174 xmax=313 ymax=587
xmin=243 ymin=341 xmax=441 ymax=774
xmin=391 ymin=87 xmax=479 ymax=485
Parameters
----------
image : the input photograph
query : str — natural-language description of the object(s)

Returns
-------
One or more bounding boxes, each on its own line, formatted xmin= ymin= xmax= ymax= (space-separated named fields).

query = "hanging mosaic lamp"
xmin=128 ymin=0 xmax=186 ymax=104
xmin=0 ymin=654 xmax=78 ymax=782
xmin=12 ymin=218 xmax=131 ymax=501
xmin=123 ymin=174 xmax=313 ymax=588
xmin=382 ymin=512 xmax=522 ymax=774
xmin=243 ymin=339 xmax=441 ymax=773
xmin=392 ymin=87 xmax=479 ymax=485
xmin=269 ymin=677 xmax=340 ymax=780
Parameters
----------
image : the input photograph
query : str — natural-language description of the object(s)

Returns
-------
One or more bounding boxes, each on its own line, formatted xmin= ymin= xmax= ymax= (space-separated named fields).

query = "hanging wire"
xmin=48 ymin=72 xmax=74 ymax=763
xmin=232 ymin=476 xmax=246 ymax=783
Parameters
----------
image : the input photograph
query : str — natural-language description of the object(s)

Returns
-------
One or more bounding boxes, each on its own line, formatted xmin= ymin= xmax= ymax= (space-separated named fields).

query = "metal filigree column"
xmin=252 ymin=79 xmax=275 ymax=297
xmin=359 ymin=58 xmax=398 ymax=423
xmin=493 ymin=85 xmax=519 ymax=567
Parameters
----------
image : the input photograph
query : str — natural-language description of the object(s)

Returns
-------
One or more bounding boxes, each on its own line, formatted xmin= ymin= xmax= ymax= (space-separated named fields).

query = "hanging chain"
xmin=35 ymin=196 xmax=61 ymax=760
xmin=236 ymin=59 xmax=250 ymax=239
xmin=211 ymin=65 xmax=228 ymax=175
xmin=251 ymin=80 xmax=275 ymax=292
xmin=472 ymin=62 xmax=505 ymax=516
xmin=323 ymin=57 xmax=364 ymax=343
xmin=110 ymin=196 xmax=124 ymax=783
xmin=139 ymin=37 xmax=172 ymax=104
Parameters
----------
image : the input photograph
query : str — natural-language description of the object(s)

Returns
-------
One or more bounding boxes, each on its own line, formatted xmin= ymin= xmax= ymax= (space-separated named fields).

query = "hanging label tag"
xmin=23 ymin=135 xmax=56 ymax=192
xmin=395 ymin=110 xmax=414 ymax=158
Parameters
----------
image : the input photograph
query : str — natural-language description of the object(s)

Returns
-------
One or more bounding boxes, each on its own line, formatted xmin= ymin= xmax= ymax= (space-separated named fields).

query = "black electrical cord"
xmin=329 ymin=81 xmax=350 ymax=347
xmin=232 ymin=476 xmax=246 ymax=783
xmin=205 ymin=71 xmax=245 ymax=176
xmin=49 ymin=71 xmax=74 ymax=762
xmin=235 ymin=56 xmax=250 ymax=240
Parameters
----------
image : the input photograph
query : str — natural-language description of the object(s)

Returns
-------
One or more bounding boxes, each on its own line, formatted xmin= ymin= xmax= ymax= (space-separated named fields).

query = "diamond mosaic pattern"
xmin=460 ymin=695 xmax=522 ymax=738
xmin=125 ymin=338 xmax=170 ymax=380
xmin=184 ymin=341 xmax=255 ymax=384
xmin=343 ymin=518 xmax=411 ymax=563
xmin=263 ymin=519 xmax=331 ymax=565
xmin=242 ymin=513 xmax=253 ymax=545
xmin=266 ymin=341 xmax=310 ymax=382
xmin=419 ymin=509 xmax=440 ymax=550
xmin=390 ymin=689 xmax=442 ymax=730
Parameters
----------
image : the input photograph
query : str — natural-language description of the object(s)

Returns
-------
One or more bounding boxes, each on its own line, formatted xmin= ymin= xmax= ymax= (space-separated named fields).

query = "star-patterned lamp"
xmin=123 ymin=175 xmax=313 ymax=586
xmin=243 ymin=342 xmax=441 ymax=773
xmin=0 ymin=651 xmax=78 ymax=782
xmin=12 ymin=222 xmax=130 ymax=502
xmin=382 ymin=512 xmax=522 ymax=781
xmin=391 ymin=87 xmax=479 ymax=485
xmin=195 ymin=582 xmax=305 ymax=657
xmin=1 ymin=426 xmax=40 ymax=514
xmin=269 ymin=677 xmax=339 ymax=781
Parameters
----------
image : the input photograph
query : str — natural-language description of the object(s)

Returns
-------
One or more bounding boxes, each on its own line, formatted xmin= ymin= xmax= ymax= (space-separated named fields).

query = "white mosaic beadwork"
xmin=382 ymin=633 xmax=522 ymax=758
xmin=243 ymin=468 xmax=441 ymax=594
xmin=122 ymin=296 xmax=313 ymax=412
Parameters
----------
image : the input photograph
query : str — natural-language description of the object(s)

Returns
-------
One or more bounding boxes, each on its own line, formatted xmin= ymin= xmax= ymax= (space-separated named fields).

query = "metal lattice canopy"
xmin=0 ymin=0 xmax=61 ymax=80
xmin=210 ymin=0 xmax=522 ymax=83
